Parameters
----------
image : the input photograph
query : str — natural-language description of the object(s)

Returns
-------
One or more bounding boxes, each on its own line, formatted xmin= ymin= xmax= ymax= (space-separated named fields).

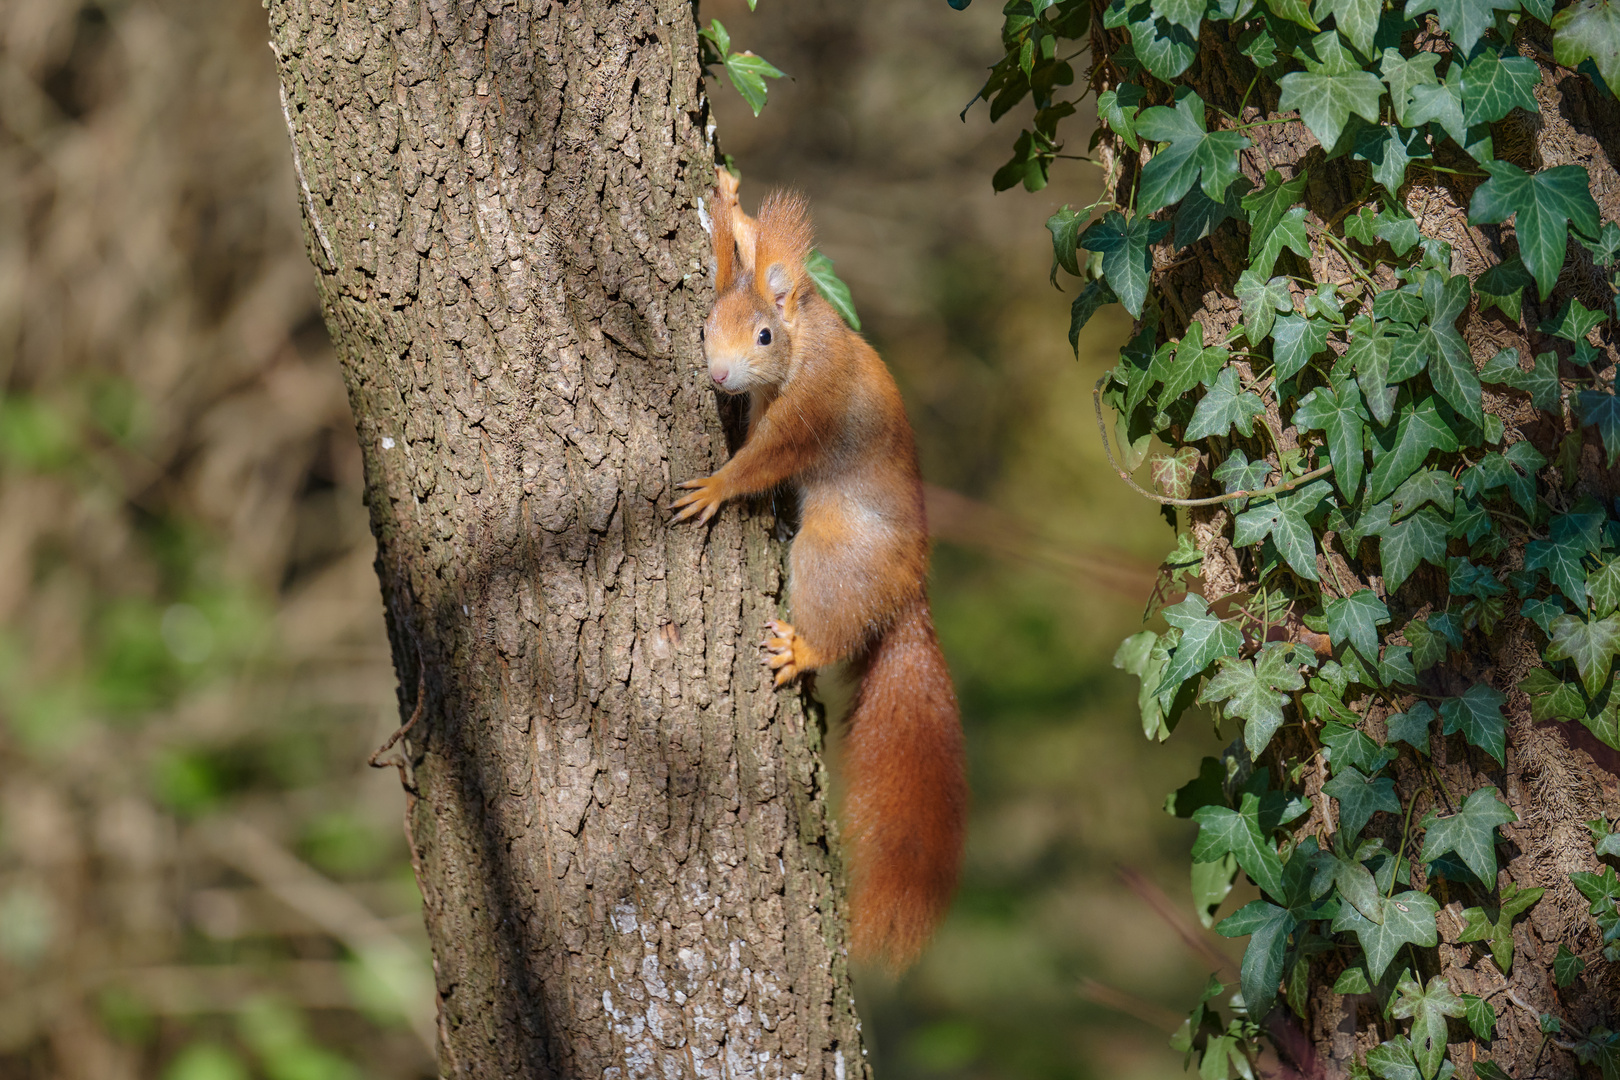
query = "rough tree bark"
xmin=266 ymin=3 xmax=868 ymax=1076
xmin=1090 ymin=15 xmax=1620 ymax=1079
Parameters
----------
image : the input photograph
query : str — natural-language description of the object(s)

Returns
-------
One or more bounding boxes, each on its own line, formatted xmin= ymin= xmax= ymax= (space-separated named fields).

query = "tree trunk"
xmin=1090 ymin=16 xmax=1620 ymax=1080
xmin=266 ymin=3 xmax=867 ymax=1076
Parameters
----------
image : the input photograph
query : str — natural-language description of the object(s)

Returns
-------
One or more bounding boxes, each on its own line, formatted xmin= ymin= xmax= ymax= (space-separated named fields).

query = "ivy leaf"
xmin=1527 ymin=535 xmax=1594 ymax=605
xmin=1554 ymin=0 xmax=1620 ymax=92
xmin=1546 ymin=612 xmax=1620 ymax=695
xmin=1439 ymin=684 xmax=1509 ymax=765
xmin=1355 ymin=124 xmax=1432 ymax=195
xmin=1175 ymin=175 xmax=1252 ymax=248
xmin=1233 ymin=479 xmax=1333 ymax=580
xmin=1152 ymin=446 xmax=1202 ymax=500
xmin=1068 ymin=279 xmax=1119 ymax=352
xmin=1366 ymin=1035 xmax=1452 ymax=1080
xmin=1374 ymin=287 xmax=1426 ymax=327
xmin=1322 ymin=720 xmax=1397 ymax=775
xmin=1475 ymin=257 xmax=1534 ymax=321
xmin=1377 ymin=505 xmax=1450 ymax=595
xmin=1555 ymin=943 xmax=1588 ymax=986
xmin=1158 ymin=594 xmax=1244 ymax=695
xmin=1242 ymin=170 xmax=1310 ymax=274
xmin=1542 ymin=297 xmax=1608 ymax=342
xmin=1382 ymin=48 xmax=1442 ymax=128
xmin=1325 ymin=590 xmax=1391 ymax=660
xmin=1578 ymin=389 xmax=1620 ymax=467
xmin=1294 ymin=375 xmax=1369 ymax=499
xmin=1390 ymin=973 xmax=1466 ymax=1080
xmin=1590 ymin=560 xmax=1620 ymax=616
xmin=1346 ymin=323 xmax=1397 ymax=425
xmin=1214 ymin=899 xmax=1296 ymax=1019
xmin=1123 ymin=4 xmax=1200 ymax=81
xmin=1097 ymin=83 xmax=1147 ymax=151
xmin=1407 ymin=0 xmax=1521 ymax=53
xmin=1254 ymin=207 xmax=1313 ymax=279
xmin=1326 ymin=0 xmax=1382 ymax=54
xmin=1193 ymin=791 xmax=1286 ymax=897
xmin=1456 ymin=880 xmax=1543 ymax=971
xmin=1325 ymin=765 xmax=1402 ymax=838
xmin=1467 ymin=160 xmax=1601 ymax=300
xmin=1159 ymin=321 xmax=1232 ymax=404
xmin=1583 ymin=219 xmax=1620 ymax=263
xmin=1046 ymin=205 xmax=1085 ymax=279
xmin=1367 ymin=395 xmax=1461 ymax=504
xmin=1080 ymin=211 xmax=1172 ymax=317
xmin=1187 ymin=367 xmax=1268 ymax=441
xmin=1214 ymin=449 xmax=1273 ymax=509
xmin=1388 ymin=703 xmax=1434 ymax=754
xmin=1273 ymin=313 xmax=1332 ymax=382
xmin=1236 ymin=271 xmax=1294 ymax=343
xmin=1463 ymin=50 xmax=1543 ymax=126
xmin=804 ymin=249 xmax=861 ymax=330
xmin=1136 ymin=91 xmax=1252 ymax=214
xmin=1421 ymin=786 xmax=1517 ymax=883
xmin=1200 ymin=642 xmax=1308 ymax=756
xmin=1332 ymin=890 xmax=1440 ymax=980
xmin=1408 ymin=63 xmax=1467 ymax=145
xmin=1522 ymin=596 xmax=1568 ymax=636
xmin=1278 ymin=31 xmax=1386 ymax=149
xmin=1420 ymin=270 xmax=1483 ymax=427
xmin=1391 ymin=470 xmax=1456 ymax=522
xmin=1479 ymin=347 xmax=1561 ymax=412
xmin=1462 ymin=995 xmax=1498 ymax=1041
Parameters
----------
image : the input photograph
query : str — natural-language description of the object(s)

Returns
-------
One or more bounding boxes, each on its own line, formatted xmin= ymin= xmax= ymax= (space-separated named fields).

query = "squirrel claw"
xmin=671 ymin=476 xmax=724 ymax=524
xmin=762 ymin=620 xmax=804 ymax=685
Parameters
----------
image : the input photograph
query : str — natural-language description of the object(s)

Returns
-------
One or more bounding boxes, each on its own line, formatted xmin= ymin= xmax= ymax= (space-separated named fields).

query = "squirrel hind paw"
xmin=761 ymin=620 xmax=805 ymax=685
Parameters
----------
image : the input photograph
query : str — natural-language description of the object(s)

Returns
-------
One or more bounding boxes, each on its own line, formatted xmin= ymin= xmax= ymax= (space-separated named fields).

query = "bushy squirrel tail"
xmin=842 ymin=599 xmax=967 ymax=970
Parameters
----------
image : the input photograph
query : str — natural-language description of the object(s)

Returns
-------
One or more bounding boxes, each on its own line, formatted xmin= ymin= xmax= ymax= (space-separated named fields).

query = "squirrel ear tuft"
xmin=753 ymin=189 xmax=814 ymax=324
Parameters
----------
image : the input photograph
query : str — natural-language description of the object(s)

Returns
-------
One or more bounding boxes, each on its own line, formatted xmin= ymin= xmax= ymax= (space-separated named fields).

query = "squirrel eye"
xmin=757 ymin=327 xmax=772 ymax=346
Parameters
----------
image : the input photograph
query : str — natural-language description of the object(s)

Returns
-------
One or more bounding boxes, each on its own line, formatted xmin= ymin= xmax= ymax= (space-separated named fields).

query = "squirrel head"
xmin=704 ymin=189 xmax=813 ymax=395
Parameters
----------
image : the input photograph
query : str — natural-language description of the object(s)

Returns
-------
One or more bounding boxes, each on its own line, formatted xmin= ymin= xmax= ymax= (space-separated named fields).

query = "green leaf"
xmin=1547 ymin=612 xmax=1620 ymax=695
xmin=1377 ymin=505 xmax=1450 ymax=595
xmin=1408 ymin=63 xmax=1467 ymax=145
xmin=1578 ymin=389 xmax=1620 ymax=467
xmin=1390 ymin=973 xmax=1466 ymax=1080
xmin=699 ymin=22 xmax=789 ymax=117
xmin=1115 ymin=629 xmax=1179 ymax=740
xmin=1584 ymin=219 xmax=1620 ymax=263
xmin=1367 ymin=395 xmax=1461 ymax=504
xmin=1236 ymin=271 xmax=1294 ymax=344
xmin=804 ymin=249 xmax=861 ymax=330
xmin=1522 ymin=596 xmax=1568 ymax=636
xmin=1187 ymin=367 xmax=1268 ymax=441
xmin=1242 ymin=170 xmax=1310 ymax=274
xmin=1233 ymin=479 xmax=1333 ymax=580
xmin=1554 ymin=0 xmax=1620 ymax=92
xmin=1108 ymin=0 xmax=1199 ymax=81
xmin=1354 ymin=125 xmax=1431 ymax=194
xmin=1322 ymin=720 xmax=1396 ymax=775
xmin=1334 ymin=967 xmax=1372 ymax=994
xmin=1254 ymin=207 xmax=1313 ymax=279
xmin=1191 ymin=853 xmax=1240 ymax=926
xmin=1068 ymin=279 xmax=1119 ymax=353
xmin=1200 ymin=642 xmax=1308 ymax=756
xmin=1279 ymin=31 xmax=1386 ymax=149
xmin=1421 ymin=786 xmax=1518 ymax=883
xmin=1214 ymin=899 xmax=1296 ymax=1019
xmin=1294 ymin=375 xmax=1368 ymax=499
xmin=1388 ymin=702 xmax=1434 ymax=754
xmin=1158 ymin=594 xmax=1245 ymax=694
xmin=1381 ymin=48 xmax=1442 ymax=129
xmin=1542 ymin=297 xmax=1608 ymax=341
xmin=1527 ymin=536 xmax=1594 ymax=605
xmin=1346 ymin=322 xmax=1397 ymax=424
xmin=1457 ymin=881 xmax=1543 ymax=971
xmin=1463 ymin=51 xmax=1543 ymax=125
xmin=1158 ymin=321 xmax=1231 ymax=405
xmin=1152 ymin=446 xmax=1202 ymax=500
xmin=1555 ymin=942 xmax=1587 ymax=986
xmin=1193 ymin=791 xmax=1286 ymax=897
xmin=1080 ymin=211 xmax=1171 ymax=317
xmin=1475 ymin=257 xmax=1534 ymax=321
xmin=1175 ymin=175 xmax=1252 ymax=248
xmin=1097 ymin=83 xmax=1147 ymax=151
xmin=1213 ymin=449 xmax=1272 ymax=508
xmin=1272 ymin=314 xmax=1332 ymax=382
xmin=1439 ymin=684 xmax=1509 ymax=765
xmin=1391 ymin=469 xmax=1456 ymax=522
xmin=1479 ymin=347 xmax=1560 ymax=412
xmin=1462 ymin=994 xmax=1497 ymax=1040
xmin=1136 ymin=91 xmax=1252 ymax=215
xmin=1332 ymin=890 xmax=1439 ymax=980
xmin=1325 ymin=765 xmax=1401 ymax=839
xmin=1420 ymin=270 xmax=1483 ymax=427
xmin=1325 ymin=590 xmax=1391 ymax=660
xmin=1407 ymin=0 xmax=1521 ymax=53
xmin=1467 ymin=160 xmax=1601 ymax=300
xmin=1374 ymin=287 xmax=1427 ymax=327
xmin=1046 ymin=205 xmax=1084 ymax=279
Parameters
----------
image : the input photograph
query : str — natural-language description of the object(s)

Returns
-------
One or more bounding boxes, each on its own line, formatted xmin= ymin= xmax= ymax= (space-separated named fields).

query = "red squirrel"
xmin=672 ymin=172 xmax=968 ymax=970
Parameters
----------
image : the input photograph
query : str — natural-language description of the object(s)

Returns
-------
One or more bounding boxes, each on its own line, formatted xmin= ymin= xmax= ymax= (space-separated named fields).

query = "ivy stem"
xmin=1319 ymin=231 xmax=1382 ymax=292
xmin=1093 ymin=377 xmax=1335 ymax=506
xmin=1390 ymin=787 xmax=1420 ymax=898
xmin=1229 ymin=115 xmax=1299 ymax=133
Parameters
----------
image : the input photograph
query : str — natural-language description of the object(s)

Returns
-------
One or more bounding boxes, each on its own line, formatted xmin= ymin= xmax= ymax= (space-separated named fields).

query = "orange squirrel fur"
xmin=673 ymin=173 xmax=968 ymax=970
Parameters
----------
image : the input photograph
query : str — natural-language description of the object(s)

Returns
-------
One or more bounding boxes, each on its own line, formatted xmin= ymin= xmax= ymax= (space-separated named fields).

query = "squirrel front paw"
xmin=763 ymin=619 xmax=812 ymax=688
xmin=672 ymin=475 xmax=725 ymax=524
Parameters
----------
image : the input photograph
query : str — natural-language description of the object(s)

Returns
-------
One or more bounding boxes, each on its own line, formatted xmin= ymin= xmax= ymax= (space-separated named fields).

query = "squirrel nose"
xmin=711 ymin=365 xmax=730 ymax=385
